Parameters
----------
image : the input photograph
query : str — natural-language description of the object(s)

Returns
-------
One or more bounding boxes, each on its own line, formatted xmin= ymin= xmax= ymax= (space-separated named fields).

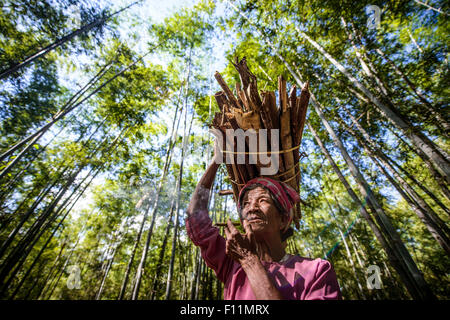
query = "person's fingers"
xmin=226 ymin=218 xmax=237 ymax=232
xmin=227 ymin=219 xmax=242 ymax=240
xmin=224 ymin=225 xmax=231 ymax=240
xmin=225 ymin=237 xmax=238 ymax=258
xmin=243 ymin=219 xmax=255 ymax=245
xmin=225 ymin=241 xmax=231 ymax=256
xmin=242 ymin=219 xmax=252 ymax=235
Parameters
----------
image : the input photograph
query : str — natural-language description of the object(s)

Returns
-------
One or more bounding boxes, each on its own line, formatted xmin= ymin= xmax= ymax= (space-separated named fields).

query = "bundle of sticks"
xmin=211 ymin=57 xmax=310 ymax=228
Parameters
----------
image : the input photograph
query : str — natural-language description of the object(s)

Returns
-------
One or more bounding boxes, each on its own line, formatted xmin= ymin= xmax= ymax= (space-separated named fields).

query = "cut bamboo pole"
xmin=214 ymin=72 xmax=241 ymax=110
xmin=279 ymin=76 xmax=296 ymax=190
xmin=294 ymin=82 xmax=310 ymax=146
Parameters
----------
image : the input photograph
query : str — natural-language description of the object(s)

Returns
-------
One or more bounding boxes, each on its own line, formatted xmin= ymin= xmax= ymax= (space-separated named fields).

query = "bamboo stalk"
xmin=247 ymin=80 xmax=262 ymax=111
xmin=278 ymin=76 xmax=296 ymax=190
xmin=268 ymin=91 xmax=280 ymax=129
xmin=214 ymin=91 xmax=229 ymax=113
xmin=226 ymin=113 xmax=256 ymax=181
xmin=294 ymin=82 xmax=310 ymax=146
xmin=235 ymin=82 xmax=248 ymax=111
xmin=261 ymin=90 xmax=284 ymax=173
xmin=214 ymin=72 xmax=241 ymax=110
xmin=232 ymin=57 xmax=251 ymax=90
xmin=289 ymin=85 xmax=297 ymax=132
xmin=293 ymin=82 xmax=310 ymax=191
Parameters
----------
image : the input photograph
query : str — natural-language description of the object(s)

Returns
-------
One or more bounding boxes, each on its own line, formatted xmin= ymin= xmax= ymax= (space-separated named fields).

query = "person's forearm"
xmin=240 ymin=254 xmax=284 ymax=300
xmin=186 ymin=161 xmax=219 ymax=217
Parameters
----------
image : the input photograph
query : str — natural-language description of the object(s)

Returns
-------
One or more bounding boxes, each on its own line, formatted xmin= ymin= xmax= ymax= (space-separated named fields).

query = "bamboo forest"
xmin=0 ymin=0 xmax=448 ymax=301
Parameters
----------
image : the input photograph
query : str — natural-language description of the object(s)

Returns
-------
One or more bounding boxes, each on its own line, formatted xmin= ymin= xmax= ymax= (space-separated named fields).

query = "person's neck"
xmin=255 ymin=236 xmax=286 ymax=263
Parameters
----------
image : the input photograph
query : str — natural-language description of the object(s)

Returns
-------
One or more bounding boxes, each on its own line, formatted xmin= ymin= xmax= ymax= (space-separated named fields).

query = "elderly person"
xmin=186 ymin=158 xmax=341 ymax=300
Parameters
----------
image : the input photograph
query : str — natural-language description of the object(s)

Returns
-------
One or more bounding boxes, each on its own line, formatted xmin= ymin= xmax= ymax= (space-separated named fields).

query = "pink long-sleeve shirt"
xmin=185 ymin=209 xmax=342 ymax=300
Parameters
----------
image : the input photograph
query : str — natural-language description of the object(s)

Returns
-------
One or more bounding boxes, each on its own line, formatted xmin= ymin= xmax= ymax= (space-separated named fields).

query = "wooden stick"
xmin=296 ymin=82 xmax=311 ymax=144
xmin=288 ymin=85 xmax=300 ymax=191
xmin=235 ymin=82 xmax=248 ymax=111
xmin=267 ymin=91 xmax=280 ymax=129
xmin=260 ymin=91 xmax=273 ymax=129
xmin=261 ymin=91 xmax=283 ymax=173
xmin=218 ymin=189 xmax=234 ymax=196
xmin=214 ymin=91 xmax=229 ymax=113
xmin=225 ymin=111 xmax=258 ymax=181
xmin=211 ymin=58 xmax=310 ymax=218
xmin=279 ymin=76 xmax=296 ymax=190
xmin=247 ymin=79 xmax=262 ymax=111
xmin=294 ymin=82 xmax=310 ymax=146
xmin=214 ymin=222 xmax=240 ymax=227
xmin=233 ymin=58 xmax=257 ymax=112
xmin=294 ymin=204 xmax=301 ymax=228
xmin=232 ymin=57 xmax=251 ymax=90
xmin=214 ymin=71 xmax=241 ymax=110
xmin=232 ymin=57 xmax=263 ymax=113
xmin=293 ymin=82 xmax=310 ymax=190
xmin=289 ymin=85 xmax=297 ymax=133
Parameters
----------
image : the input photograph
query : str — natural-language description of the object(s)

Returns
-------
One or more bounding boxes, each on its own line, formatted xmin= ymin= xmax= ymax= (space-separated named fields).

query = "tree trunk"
xmin=0 ymin=51 xmax=150 ymax=178
xmin=164 ymin=46 xmax=194 ymax=300
xmin=0 ymin=117 xmax=106 ymax=253
xmin=374 ymin=48 xmax=449 ymax=134
xmin=130 ymin=62 xmax=185 ymax=301
xmin=340 ymin=102 xmax=450 ymax=216
xmin=0 ymin=159 xmax=107 ymax=296
xmin=289 ymin=23 xmax=450 ymax=183
xmin=164 ymin=109 xmax=195 ymax=299
xmin=336 ymin=107 xmax=450 ymax=254
xmin=34 ymin=240 xmax=67 ymax=300
xmin=308 ymin=123 xmax=433 ymax=299
xmin=337 ymin=227 xmax=366 ymax=299
xmin=95 ymin=244 xmax=118 ymax=300
xmin=149 ymin=196 xmax=176 ymax=300
xmin=388 ymin=126 xmax=450 ymax=201
xmin=44 ymin=235 xmax=81 ymax=299
xmin=0 ymin=0 xmax=142 ymax=80
xmin=0 ymin=129 xmax=125 ymax=292
xmin=340 ymin=17 xmax=390 ymax=98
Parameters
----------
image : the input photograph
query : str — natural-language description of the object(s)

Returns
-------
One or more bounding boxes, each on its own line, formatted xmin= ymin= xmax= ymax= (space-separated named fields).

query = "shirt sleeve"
xmin=185 ymin=209 xmax=235 ymax=283
xmin=304 ymin=259 xmax=342 ymax=300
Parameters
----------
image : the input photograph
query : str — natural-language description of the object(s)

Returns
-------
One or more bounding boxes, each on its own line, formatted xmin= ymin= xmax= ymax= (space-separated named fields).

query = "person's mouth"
xmin=247 ymin=216 xmax=265 ymax=223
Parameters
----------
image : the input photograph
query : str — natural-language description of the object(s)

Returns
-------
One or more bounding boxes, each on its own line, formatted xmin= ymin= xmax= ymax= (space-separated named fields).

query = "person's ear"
xmin=279 ymin=213 xmax=289 ymax=231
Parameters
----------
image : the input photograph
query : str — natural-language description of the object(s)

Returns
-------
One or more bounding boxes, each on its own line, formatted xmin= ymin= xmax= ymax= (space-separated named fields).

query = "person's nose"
xmin=246 ymin=199 xmax=260 ymax=214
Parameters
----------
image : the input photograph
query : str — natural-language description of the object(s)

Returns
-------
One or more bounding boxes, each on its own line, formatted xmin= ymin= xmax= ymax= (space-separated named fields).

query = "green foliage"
xmin=0 ymin=0 xmax=448 ymax=301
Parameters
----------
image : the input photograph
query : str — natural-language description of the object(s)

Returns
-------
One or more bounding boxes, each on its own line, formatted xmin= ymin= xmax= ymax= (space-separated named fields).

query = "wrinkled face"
xmin=241 ymin=187 xmax=288 ymax=239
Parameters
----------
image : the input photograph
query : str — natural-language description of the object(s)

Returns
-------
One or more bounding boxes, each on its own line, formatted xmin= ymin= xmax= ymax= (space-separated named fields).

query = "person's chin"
xmin=249 ymin=220 xmax=266 ymax=230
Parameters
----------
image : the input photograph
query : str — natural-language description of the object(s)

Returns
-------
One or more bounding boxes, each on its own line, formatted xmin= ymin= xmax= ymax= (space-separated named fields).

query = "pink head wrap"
xmin=237 ymin=177 xmax=300 ymax=230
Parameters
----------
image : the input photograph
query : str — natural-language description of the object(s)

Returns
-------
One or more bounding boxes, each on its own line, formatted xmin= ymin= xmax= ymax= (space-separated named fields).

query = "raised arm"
xmin=186 ymin=160 xmax=219 ymax=217
xmin=185 ymin=145 xmax=235 ymax=284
